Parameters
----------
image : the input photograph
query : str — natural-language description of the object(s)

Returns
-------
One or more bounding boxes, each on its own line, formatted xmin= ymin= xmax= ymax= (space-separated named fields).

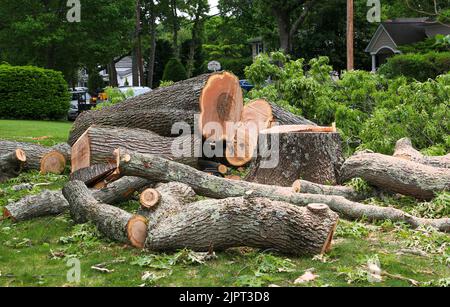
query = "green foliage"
xmin=245 ymin=52 xmax=450 ymax=155
xmin=159 ymin=80 xmax=175 ymax=88
xmin=335 ymin=220 xmax=370 ymax=239
xmin=162 ymin=58 xmax=188 ymax=82
xmin=92 ymin=87 xmax=133 ymax=110
xmin=344 ymin=178 xmax=372 ymax=194
xmin=378 ymin=52 xmax=450 ymax=81
xmin=0 ymin=65 xmax=70 ymax=120
xmin=410 ymin=192 xmax=450 ymax=219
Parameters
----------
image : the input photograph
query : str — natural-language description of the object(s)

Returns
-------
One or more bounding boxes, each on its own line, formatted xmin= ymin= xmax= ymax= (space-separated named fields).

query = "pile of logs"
xmin=1 ymin=72 xmax=449 ymax=257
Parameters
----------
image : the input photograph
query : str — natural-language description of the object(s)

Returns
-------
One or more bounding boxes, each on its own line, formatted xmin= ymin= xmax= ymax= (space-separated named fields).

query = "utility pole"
xmin=347 ymin=0 xmax=354 ymax=71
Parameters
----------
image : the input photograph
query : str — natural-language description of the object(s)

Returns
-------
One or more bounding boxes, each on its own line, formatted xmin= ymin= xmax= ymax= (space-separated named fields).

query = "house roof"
xmin=116 ymin=56 xmax=133 ymax=69
xmin=365 ymin=18 xmax=450 ymax=53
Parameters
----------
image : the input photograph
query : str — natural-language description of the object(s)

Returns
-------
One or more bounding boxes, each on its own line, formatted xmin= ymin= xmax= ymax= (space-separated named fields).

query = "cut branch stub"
xmin=140 ymin=188 xmax=161 ymax=209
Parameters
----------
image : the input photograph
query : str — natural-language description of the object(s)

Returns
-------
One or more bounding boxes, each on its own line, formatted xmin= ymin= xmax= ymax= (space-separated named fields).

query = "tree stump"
xmin=245 ymin=125 xmax=343 ymax=186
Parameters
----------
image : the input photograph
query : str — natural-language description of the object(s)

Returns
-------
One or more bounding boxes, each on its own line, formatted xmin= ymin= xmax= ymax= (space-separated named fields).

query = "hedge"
xmin=0 ymin=64 xmax=70 ymax=120
xmin=162 ymin=58 xmax=188 ymax=82
xmin=378 ymin=51 xmax=450 ymax=82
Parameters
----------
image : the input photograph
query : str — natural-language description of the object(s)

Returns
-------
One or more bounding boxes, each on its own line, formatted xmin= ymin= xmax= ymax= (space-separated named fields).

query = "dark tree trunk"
xmin=147 ymin=0 xmax=157 ymax=88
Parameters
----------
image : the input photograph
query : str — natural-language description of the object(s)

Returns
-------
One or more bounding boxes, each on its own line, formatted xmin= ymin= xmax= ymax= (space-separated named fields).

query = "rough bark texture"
xmin=69 ymin=163 xmax=117 ymax=187
xmin=340 ymin=152 xmax=450 ymax=200
xmin=3 ymin=177 xmax=149 ymax=222
xmin=268 ymin=101 xmax=316 ymax=126
xmin=0 ymin=149 xmax=26 ymax=183
xmin=68 ymin=72 xmax=243 ymax=145
xmin=245 ymin=131 xmax=344 ymax=186
xmin=145 ymin=197 xmax=339 ymax=256
xmin=394 ymin=138 xmax=450 ymax=168
xmin=71 ymin=125 xmax=200 ymax=172
xmin=0 ymin=140 xmax=68 ymax=173
xmin=117 ymin=152 xmax=450 ymax=232
xmin=63 ymin=180 xmax=148 ymax=247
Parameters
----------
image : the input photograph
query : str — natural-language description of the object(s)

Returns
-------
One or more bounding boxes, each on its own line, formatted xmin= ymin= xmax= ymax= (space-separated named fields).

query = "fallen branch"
xmin=3 ymin=177 xmax=149 ymax=222
xmin=116 ymin=151 xmax=450 ymax=232
xmin=394 ymin=138 xmax=450 ymax=168
xmin=340 ymin=152 xmax=450 ymax=200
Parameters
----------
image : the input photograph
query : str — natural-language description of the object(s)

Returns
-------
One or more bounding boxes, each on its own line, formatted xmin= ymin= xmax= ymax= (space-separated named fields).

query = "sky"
xmin=208 ymin=0 xmax=219 ymax=15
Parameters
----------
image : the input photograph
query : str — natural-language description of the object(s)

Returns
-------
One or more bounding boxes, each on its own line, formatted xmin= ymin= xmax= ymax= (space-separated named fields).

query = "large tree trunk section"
xmin=71 ymin=125 xmax=200 ymax=172
xmin=146 ymin=197 xmax=339 ymax=256
xmin=245 ymin=127 xmax=343 ymax=186
xmin=116 ymin=152 xmax=450 ymax=232
xmin=3 ymin=177 xmax=149 ymax=222
xmin=67 ymin=72 xmax=243 ymax=146
xmin=0 ymin=149 xmax=27 ymax=183
xmin=340 ymin=152 xmax=450 ymax=200
xmin=394 ymin=138 xmax=450 ymax=168
xmin=0 ymin=140 xmax=67 ymax=174
xmin=225 ymin=100 xmax=318 ymax=167
xmin=62 ymin=180 xmax=148 ymax=248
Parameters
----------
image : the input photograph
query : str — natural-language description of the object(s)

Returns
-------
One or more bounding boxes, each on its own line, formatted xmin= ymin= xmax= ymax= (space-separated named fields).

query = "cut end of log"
xmin=71 ymin=129 xmax=91 ymax=173
xmin=2 ymin=207 xmax=12 ymax=220
xmin=225 ymin=125 xmax=256 ymax=167
xmin=15 ymin=149 xmax=27 ymax=163
xmin=292 ymin=180 xmax=302 ymax=193
xmin=199 ymin=72 xmax=243 ymax=140
xmin=140 ymin=188 xmax=161 ymax=209
xmin=40 ymin=151 xmax=66 ymax=175
xmin=242 ymin=99 xmax=274 ymax=131
xmin=218 ymin=164 xmax=228 ymax=175
xmin=127 ymin=215 xmax=148 ymax=249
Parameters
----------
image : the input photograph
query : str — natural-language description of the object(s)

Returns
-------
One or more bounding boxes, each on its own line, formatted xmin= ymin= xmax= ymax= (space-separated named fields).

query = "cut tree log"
xmin=3 ymin=176 xmax=149 ymax=222
xmin=292 ymin=179 xmax=383 ymax=201
xmin=340 ymin=152 xmax=450 ymax=200
xmin=69 ymin=163 xmax=117 ymax=187
xmin=116 ymin=151 xmax=450 ymax=232
xmin=393 ymin=138 xmax=450 ymax=168
xmin=67 ymin=72 xmax=243 ymax=146
xmin=145 ymin=197 xmax=339 ymax=256
xmin=224 ymin=99 xmax=318 ymax=167
xmin=0 ymin=140 xmax=67 ymax=174
xmin=139 ymin=188 xmax=161 ymax=209
xmin=198 ymin=159 xmax=228 ymax=175
xmin=0 ymin=149 xmax=27 ymax=183
xmin=63 ymin=180 xmax=339 ymax=255
xmin=71 ymin=125 xmax=200 ymax=172
xmin=63 ymin=180 xmax=148 ymax=248
xmin=245 ymin=126 xmax=343 ymax=186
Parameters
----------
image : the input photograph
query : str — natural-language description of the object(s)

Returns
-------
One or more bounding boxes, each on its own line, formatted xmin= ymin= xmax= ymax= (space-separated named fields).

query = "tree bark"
xmin=0 ymin=149 xmax=26 ymax=183
xmin=71 ymin=125 xmax=200 ymax=172
xmin=245 ymin=128 xmax=343 ymax=186
xmin=67 ymin=72 xmax=243 ymax=146
xmin=146 ymin=197 xmax=339 ymax=256
xmin=3 ymin=176 xmax=149 ymax=222
xmin=394 ymin=138 xmax=450 ymax=168
xmin=340 ymin=152 xmax=450 ymax=200
xmin=116 ymin=152 xmax=450 ymax=232
xmin=63 ymin=180 xmax=148 ymax=248
xmin=0 ymin=140 xmax=67 ymax=174
xmin=69 ymin=163 xmax=117 ymax=187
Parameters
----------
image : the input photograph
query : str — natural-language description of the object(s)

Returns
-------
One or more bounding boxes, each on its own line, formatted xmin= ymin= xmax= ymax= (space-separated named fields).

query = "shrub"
xmin=378 ymin=51 xmax=450 ymax=81
xmin=162 ymin=58 xmax=187 ymax=82
xmin=0 ymin=65 xmax=70 ymax=120
xmin=244 ymin=52 xmax=450 ymax=156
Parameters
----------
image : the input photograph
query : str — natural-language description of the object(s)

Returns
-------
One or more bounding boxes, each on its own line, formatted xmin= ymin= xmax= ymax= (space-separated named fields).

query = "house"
xmin=99 ymin=56 xmax=135 ymax=86
xmin=365 ymin=18 xmax=450 ymax=72
xmin=248 ymin=36 xmax=266 ymax=59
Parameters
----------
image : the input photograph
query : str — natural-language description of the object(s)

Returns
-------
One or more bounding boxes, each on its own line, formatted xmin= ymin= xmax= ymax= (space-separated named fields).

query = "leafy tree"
xmin=162 ymin=58 xmax=188 ymax=81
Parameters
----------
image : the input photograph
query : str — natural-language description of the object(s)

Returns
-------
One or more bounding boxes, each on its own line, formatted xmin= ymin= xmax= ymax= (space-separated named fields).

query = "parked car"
xmin=239 ymin=79 xmax=254 ymax=91
xmin=67 ymin=89 xmax=92 ymax=121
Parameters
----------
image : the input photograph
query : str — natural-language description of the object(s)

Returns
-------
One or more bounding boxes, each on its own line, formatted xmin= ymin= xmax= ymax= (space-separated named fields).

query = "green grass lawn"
xmin=0 ymin=120 xmax=72 ymax=146
xmin=0 ymin=120 xmax=449 ymax=287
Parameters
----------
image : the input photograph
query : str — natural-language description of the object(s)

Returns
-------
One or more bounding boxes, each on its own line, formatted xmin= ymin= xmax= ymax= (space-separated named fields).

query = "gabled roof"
xmin=365 ymin=18 xmax=450 ymax=53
